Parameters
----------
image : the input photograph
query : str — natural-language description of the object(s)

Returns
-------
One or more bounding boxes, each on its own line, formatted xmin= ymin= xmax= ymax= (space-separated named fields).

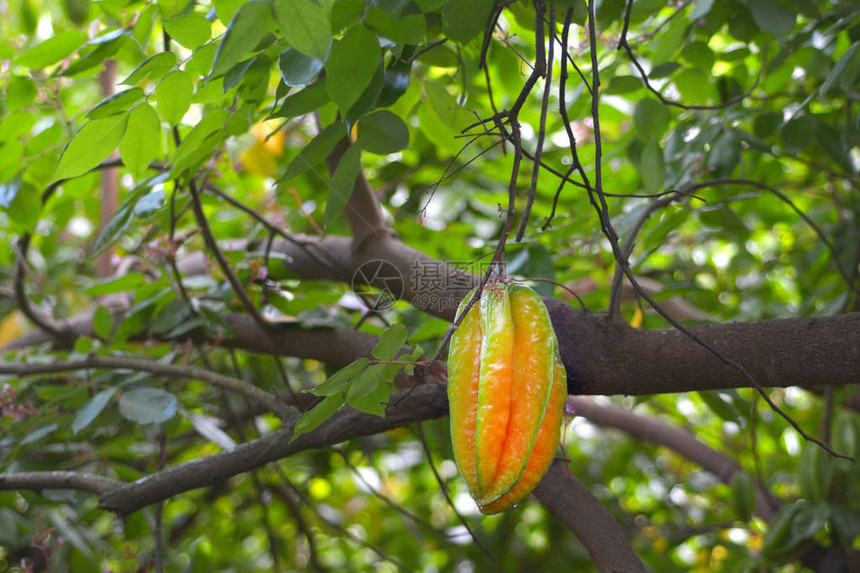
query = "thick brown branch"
xmin=6 ymin=231 xmax=858 ymax=400
xmin=548 ymin=303 xmax=860 ymax=397
xmin=97 ymin=384 xmax=447 ymax=515
xmin=533 ymin=461 xmax=645 ymax=573
xmin=0 ymin=471 xmax=118 ymax=496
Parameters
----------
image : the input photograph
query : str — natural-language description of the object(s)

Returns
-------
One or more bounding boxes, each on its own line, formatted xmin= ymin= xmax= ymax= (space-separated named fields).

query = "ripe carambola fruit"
xmin=448 ymin=282 xmax=566 ymax=514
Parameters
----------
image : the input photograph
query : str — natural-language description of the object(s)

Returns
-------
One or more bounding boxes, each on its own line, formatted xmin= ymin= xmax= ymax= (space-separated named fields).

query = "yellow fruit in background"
xmin=239 ymin=121 xmax=286 ymax=178
xmin=0 ymin=311 xmax=26 ymax=348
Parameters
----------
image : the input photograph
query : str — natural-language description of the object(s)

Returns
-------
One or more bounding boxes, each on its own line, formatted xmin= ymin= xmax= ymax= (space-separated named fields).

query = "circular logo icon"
xmin=351 ymin=260 xmax=404 ymax=311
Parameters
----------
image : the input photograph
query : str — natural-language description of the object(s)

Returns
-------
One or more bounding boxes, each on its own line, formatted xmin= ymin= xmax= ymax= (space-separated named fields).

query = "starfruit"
xmin=447 ymin=281 xmax=566 ymax=514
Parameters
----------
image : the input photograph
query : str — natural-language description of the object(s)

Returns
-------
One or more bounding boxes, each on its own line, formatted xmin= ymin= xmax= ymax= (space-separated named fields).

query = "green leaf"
xmin=402 ymin=345 xmax=425 ymax=375
xmin=424 ymin=80 xmax=471 ymax=131
xmin=72 ymin=388 xmax=117 ymax=434
xmin=2 ymin=180 xmax=40 ymax=233
xmin=651 ymin=14 xmax=688 ymax=65
xmin=730 ymin=471 xmax=755 ymax=522
xmin=214 ymin=0 xmax=244 ymax=22
xmin=134 ymin=189 xmax=166 ymax=218
xmin=120 ymin=103 xmax=162 ymax=179
xmin=347 ymin=376 xmax=393 ymax=417
xmin=0 ymin=177 xmax=22 ymax=209
xmin=279 ymin=48 xmax=324 ymax=87
xmin=279 ymin=120 xmax=345 ymax=181
xmin=92 ymin=305 xmax=114 ymax=340
xmin=20 ymin=423 xmax=58 ymax=445
xmin=326 ymin=25 xmax=381 ymax=113
xmin=688 ymin=0 xmax=713 ymax=20
xmin=820 ymin=42 xmax=859 ymax=97
xmin=649 ymin=62 xmax=680 ymax=78
xmin=155 ymin=70 xmax=193 ymax=126
xmin=372 ymin=324 xmax=409 ymax=360
xmin=119 ymin=387 xmax=178 ymax=425
xmin=638 ymin=140 xmax=664 ymax=194
xmin=270 ymin=79 xmax=330 ymax=118
xmin=83 ymin=272 xmax=147 ymax=296
xmin=753 ymin=112 xmax=782 ymax=139
xmin=15 ymin=29 xmax=86 ymax=68
xmin=365 ymin=8 xmax=427 ymax=45
xmin=698 ymin=389 xmax=744 ymax=423
xmin=331 ymin=0 xmax=365 ymax=33
xmin=745 ymin=0 xmax=795 ymax=39
xmin=830 ymin=506 xmax=860 ymax=548
xmin=781 ymin=116 xmax=815 ymax=154
xmin=377 ymin=48 xmax=413 ymax=107
xmin=121 ymin=52 xmax=178 ymax=85
xmin=707 ymin=132 xmax=740 ymax=176
xmin=345 ymin=60 xmax=385 ymax=127
xmin=163 ymin=13 xmax=212 ymax=50
xmin=63 ymin=27 xmax=132 ymax=76
xmin=762 ymin=504 xmax=802 ymax=556
xmin=505 ymin=243 xmax=556 ymax=294
xmin=605 ymin=75 xmax=642 ymax=95
xmin=0 ymin=112 xmax=35 ymax=144
xmin=345 ymin=362 xmax=385 ymax=402
xmin=358 ymin=110 xmax=409 ymax=155
xmin=273 ymin=0 xmax=332 ymax=61
xmin=790 ymin=504 xmax=829 ymax=542
xmin=171 ymin=110 xmax=231 ymax=176
xmin=633 ymin=99 xmax=671 ymax=141
xmin=150 ymin=298 xmax=192 ymax=335
xmin=441 ymin=0 xmax=492 ymax=44
xmin=325 ymin=142 xmax=361 ymax=230
xmin=832 ymin=413 xmax=859 ymax=459
xmin=53 ymin=114 xmax=129 ymax=182
xmin=211 ymin=0 xmax=276 ymax=77
xmin=90 ymin=173 xmax=168 ymax=255
xmin=74 ymin=336 xmax=93 ymax=354
xmin=291 ymin=393 xmax=345 ymax=442
xmin=6 ymin=76 xmax=38 ymax=111
xmin=314 ymin=358 xmax=370 ymax=396
xmin=88 ymin=88 xmax=144 ymax=120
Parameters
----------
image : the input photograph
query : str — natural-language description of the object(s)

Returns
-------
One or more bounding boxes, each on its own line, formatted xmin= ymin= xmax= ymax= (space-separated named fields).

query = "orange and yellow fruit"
xmin=447 ymin=281 xmax=566 ymax=514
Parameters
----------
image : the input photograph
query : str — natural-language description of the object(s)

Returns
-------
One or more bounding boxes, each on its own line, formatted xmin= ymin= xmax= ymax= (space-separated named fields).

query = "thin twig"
xmin=585 ymin=0 xmax=852 ymax=461
xmin=13 ymin=235 xmax=70 ymax=341
xmin=684 ymin=178 xmax=857 ymax=295
xmin=618 ymin=0 xmax=768 ymax=111
xmin=516 ymin=5 xmax=555 ymax=242
xmin=416 ymin=424 xmax=507 ymax=573
xmin=188 ymin=178 xmax=271 ymax=334
xmin=0 ymin=355 xmax=290 ymax=418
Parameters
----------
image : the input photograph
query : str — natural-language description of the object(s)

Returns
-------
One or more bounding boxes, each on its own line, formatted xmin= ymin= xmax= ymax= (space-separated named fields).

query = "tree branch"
xmin=97 ymin=384 xmax=447 ymax=515
xmin=568 ymin=397 xmax=776 ymax=519
xmin=0 ymin=471 xmax=118 ymax=496
xmin=324 ymin=137 xmax=392 ymax=249
xmin=533 ymin=461 xmax=645 ymax=573
xmin=549 ymin=301 xmax=860 ymax=397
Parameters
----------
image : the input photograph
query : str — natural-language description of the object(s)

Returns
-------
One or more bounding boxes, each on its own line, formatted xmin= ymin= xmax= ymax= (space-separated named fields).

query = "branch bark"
xmin=97 ymin=383 xmax=447 ymax=515
xmin=568 ymin=397 xmax=776 ymax=520
xmin=547 ymin=302 xmax=860 ymax=396
xmin=533 ymin=461 xmax=645 ymax=573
